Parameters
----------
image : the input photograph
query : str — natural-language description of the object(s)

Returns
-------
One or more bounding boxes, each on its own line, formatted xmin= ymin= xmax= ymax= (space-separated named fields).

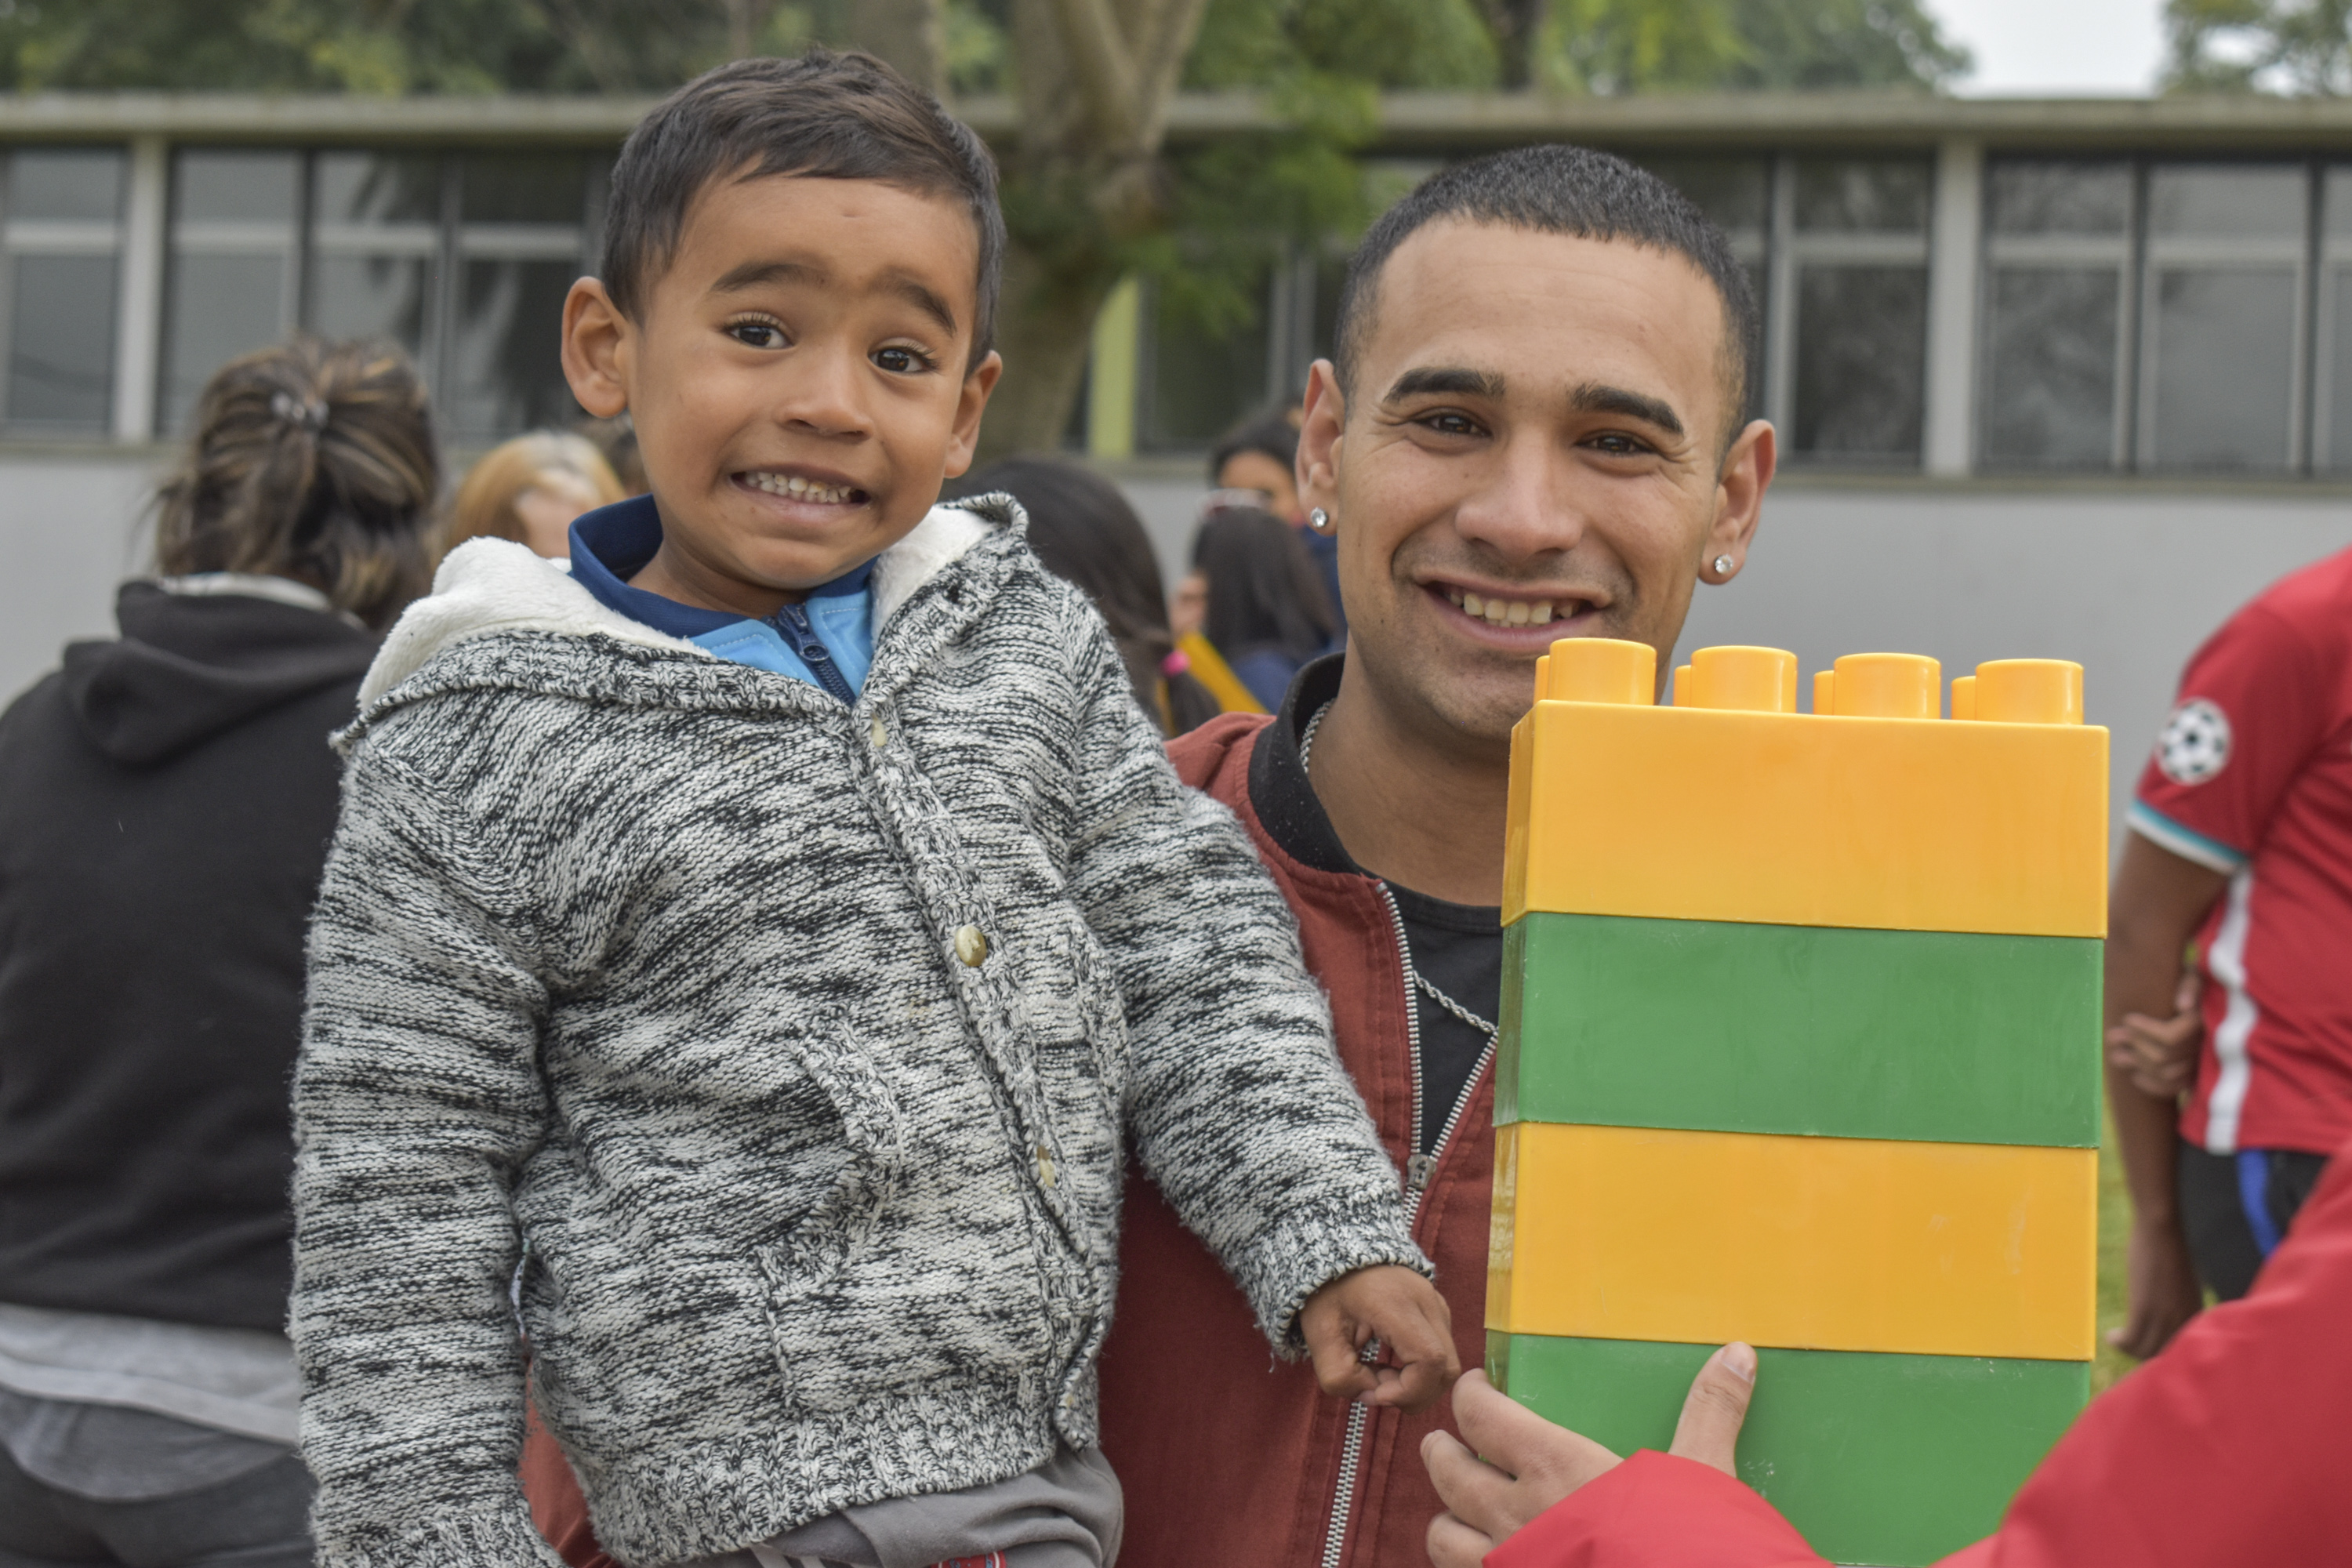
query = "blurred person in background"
xmin=0 ymin=336 xmax=440 ymax=1568
xmin=1211 ymin=409 xmax=1344 ymax=635
xmin=1179 ymin=503 xmax=1338 ymax=713
xmin=945 ymin=454 xmax=1219 ymax=735
xmin=446 ymin=430 xmax=625 ymax=560
xmin=575 ymin=413 xmax=648 ymax=497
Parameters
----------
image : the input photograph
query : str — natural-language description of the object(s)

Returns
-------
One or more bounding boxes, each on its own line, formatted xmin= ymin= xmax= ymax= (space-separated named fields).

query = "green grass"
xmin=2092 ymin=1113 xmax=2136 ymax=1395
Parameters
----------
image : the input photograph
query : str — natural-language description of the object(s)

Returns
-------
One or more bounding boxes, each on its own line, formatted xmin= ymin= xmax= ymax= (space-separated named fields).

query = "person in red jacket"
xmin=1095 ymin=144 xmax=1773 ymax=1568
xmin=1422 ymin=1134 xmax=2352 ymax=1566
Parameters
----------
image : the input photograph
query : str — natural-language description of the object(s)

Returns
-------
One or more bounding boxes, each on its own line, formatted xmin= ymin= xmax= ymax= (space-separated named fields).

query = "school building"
xmin=2 ymin=88 xmax=2347 ymax=840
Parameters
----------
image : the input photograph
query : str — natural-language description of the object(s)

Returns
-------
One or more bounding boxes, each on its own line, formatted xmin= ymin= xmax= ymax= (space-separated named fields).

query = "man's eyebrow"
xmin=1383 ymin=365 xmax=1504 ymax=403
xmin=1570 ymin=381 xmax=1686 ymax=440
xmin=708 ymin=259 xmax=960 ymax=337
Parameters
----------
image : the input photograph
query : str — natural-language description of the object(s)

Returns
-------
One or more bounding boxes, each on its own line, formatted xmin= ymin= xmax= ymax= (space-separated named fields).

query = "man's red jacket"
xmin=1096 ymin=705 xmax=1494 ymax=1568
xmin=1490 ymin=1133 xmax=2352 ymax=1567
xmin=521 ymin=699 xmax=1486 ymax=1568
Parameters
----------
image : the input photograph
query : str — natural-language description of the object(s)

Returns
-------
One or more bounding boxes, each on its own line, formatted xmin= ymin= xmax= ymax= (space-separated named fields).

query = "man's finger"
xmin=1426 ymin=1510 xmax=1494 ymax=1568
xmin=1421 ymin=1428 xmax=1519 ymax=1527
xmin=1667 ymin=1342 xmax=1755 ymax=1477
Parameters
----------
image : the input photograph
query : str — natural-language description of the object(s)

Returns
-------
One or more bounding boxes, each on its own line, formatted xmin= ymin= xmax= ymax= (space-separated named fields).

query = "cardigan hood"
xmin=353 ymin=498 xmax=1004 ymax=713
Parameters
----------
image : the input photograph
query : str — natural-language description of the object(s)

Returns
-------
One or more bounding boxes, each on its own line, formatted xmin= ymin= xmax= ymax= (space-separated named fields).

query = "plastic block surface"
xmin=1500 ymin=701 xmax=2107 ymax=935
xmin=1487 ymin=1333 xmax=2087 ymax=1567
xmin=1487 ymin=1123 xmax=2097 ymax=1359
xmin=1496 ymin=914 xmax=2100 ymax=1146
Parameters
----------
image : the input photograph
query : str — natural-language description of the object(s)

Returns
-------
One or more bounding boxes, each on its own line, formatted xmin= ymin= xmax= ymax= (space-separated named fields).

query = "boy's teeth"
xmin=750 ymin=472 xmax=852 ymax=503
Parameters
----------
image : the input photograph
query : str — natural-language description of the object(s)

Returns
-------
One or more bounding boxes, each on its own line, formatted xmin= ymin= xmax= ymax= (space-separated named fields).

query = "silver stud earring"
xmin=1711 ymin=554 xmax=1734 ymax=576
xmin=1308 ymin=507 xmax=1333 ymax=534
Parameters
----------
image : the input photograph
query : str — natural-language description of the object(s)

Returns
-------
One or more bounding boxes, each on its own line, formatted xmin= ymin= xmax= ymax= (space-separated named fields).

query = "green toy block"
xmin=1487 ymin=1333 xmax=2087 ymax=1566
xmin=1497 ymin=913 xmax=2100 ymax=1147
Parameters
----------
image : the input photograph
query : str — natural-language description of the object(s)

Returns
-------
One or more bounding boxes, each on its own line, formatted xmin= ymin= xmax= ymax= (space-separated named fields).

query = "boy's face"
xmin=563 ymin=172 xmax=1000 ymax=614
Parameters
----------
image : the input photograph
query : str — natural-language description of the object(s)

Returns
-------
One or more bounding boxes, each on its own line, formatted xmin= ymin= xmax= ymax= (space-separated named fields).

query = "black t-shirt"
xmin=1388 ymin=884 xmax=1503 ymax=1154
xmin=1246 ymin=655 xmax=1504 ymax=1159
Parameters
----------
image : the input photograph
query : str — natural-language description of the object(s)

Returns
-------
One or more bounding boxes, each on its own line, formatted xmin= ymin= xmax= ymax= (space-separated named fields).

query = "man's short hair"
xmin=1333 ymin=145 xmax=1758 ymax=434
xmin=601 ymin=49 xmax=1005 ymax=363
xmin=1208 ymin=412 xmax=1299 ymax=485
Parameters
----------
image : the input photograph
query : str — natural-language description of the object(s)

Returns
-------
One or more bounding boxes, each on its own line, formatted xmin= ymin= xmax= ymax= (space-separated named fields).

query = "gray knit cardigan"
xmin=291 ymin=499 xmax=1425 ymax=1568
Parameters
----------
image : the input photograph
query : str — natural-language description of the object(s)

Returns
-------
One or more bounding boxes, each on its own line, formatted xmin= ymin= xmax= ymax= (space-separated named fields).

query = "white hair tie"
xmin=269 ymin=390 xmax=329 ymax=434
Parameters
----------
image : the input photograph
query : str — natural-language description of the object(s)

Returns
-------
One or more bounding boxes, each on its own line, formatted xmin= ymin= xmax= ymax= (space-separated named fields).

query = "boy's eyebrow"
xmin=709 ymin=258 xmax=960 ymax=337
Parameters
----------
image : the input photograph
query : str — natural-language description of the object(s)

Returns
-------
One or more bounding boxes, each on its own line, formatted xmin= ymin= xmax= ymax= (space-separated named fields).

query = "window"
xmin=308 ymin=151 xmax=443 ymax=369
xmin=2313 ymin=168 xmax=2352 ymax=470
xmin=1784 ymin=158 xmax=1932 ymax=463
xmin=447 ymin=154 xmax=590 ymax=440
xmin=162 ymin=150 xmax=301 ymax=434
xmin=1646 ymin=159 xmax=1769 ymax=419
xmin=2140 ymin=164 xmax=2306 ymax=472
xmin=1 ymin=148 xmax=125 ymax=436
xmin=1980 ymin=161 xmax=2131 ymax=469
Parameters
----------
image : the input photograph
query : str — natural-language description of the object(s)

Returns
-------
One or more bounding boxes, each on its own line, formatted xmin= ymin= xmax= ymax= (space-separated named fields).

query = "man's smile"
xmin=1423 ymin=577 xmax=1610 ymax=647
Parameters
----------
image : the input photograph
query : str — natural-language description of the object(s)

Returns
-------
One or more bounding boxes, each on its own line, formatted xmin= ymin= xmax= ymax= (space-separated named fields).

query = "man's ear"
xmin=941 ymin=350 xmax=1004 ymax=479
xmin=562 ymin=278 xmax=633 ymax=419
xmin=1704 ymin=418 xmax=1776 ymax=579
xmin=1298 ymin=359 xmax=1347 ymax=516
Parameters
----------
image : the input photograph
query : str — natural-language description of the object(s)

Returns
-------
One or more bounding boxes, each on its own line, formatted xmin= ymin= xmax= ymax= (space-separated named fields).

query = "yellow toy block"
xmin=1501 ymin=642 xmax=2107 ymax=935
xmin=1487 ymin=1121 xmax=2098 ymax=1361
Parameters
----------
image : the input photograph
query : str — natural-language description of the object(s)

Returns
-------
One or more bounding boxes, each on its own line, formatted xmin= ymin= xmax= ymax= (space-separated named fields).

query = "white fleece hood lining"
xmin=359 ymin=503 xmax=996 ymax=709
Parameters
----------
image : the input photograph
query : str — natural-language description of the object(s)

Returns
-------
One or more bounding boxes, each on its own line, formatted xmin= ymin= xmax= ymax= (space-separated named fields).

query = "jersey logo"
xmin=2157 ymin=698 xmax=2232 ymax=785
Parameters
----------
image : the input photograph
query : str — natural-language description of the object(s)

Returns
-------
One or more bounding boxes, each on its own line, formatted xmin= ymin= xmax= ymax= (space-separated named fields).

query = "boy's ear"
xmin=562 ymin=278 xmax=633 ymax=419
xmin=939 ymin=350 xmax=1004 ymax=480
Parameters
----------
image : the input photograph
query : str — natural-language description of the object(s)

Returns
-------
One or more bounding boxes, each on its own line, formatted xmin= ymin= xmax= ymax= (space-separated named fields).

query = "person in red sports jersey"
xmin=2105 ymin=544 xmax=2352 ymax=1362
xmin=1421 ymin=1131 xmax=2352 ymax=1566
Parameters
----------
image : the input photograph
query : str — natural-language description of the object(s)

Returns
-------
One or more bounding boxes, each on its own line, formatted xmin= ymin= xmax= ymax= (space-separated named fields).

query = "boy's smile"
xmin=562 ymin=170 xmax=1001 ymax=620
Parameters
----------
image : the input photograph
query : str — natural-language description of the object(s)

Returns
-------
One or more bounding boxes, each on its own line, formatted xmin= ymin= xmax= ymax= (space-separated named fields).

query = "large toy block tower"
xmin=1489 ymin=640 xmax=2106 ymax=1568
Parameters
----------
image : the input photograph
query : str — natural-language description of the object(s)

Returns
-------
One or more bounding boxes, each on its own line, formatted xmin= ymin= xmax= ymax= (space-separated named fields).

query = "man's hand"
xmin=1423 ymin=1347 xmax=1757 ymax=1567
xmin=2110 ymin=1212 xmax=2205 ymax=1359
xmin=1298 ymin=1264 xmax=1459 ymax=1414
xmin=2106 ymin=970 xmax=2203 ymax=1100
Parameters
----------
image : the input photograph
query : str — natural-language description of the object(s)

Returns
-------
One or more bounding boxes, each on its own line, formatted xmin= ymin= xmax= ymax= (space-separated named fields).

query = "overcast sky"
xmin=1931 ymin=0 xmax=2169 ymax=95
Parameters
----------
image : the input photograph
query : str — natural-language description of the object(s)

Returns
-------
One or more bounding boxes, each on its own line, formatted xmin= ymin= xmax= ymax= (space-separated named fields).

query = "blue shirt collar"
xmin=567 ymin=495 xmax=875 ymax=640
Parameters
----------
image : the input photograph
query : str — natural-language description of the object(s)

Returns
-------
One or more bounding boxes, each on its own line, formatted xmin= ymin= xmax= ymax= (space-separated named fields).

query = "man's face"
xmin=1298 ymin=220 xmax=1772 ymax=748
xmin=564 ymin=172 xmax=999 ymax=605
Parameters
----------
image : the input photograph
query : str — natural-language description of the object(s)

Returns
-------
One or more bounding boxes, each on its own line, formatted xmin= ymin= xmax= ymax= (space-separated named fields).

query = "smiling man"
xmin=1095 ymin=146 xmax=1775 ymax=1566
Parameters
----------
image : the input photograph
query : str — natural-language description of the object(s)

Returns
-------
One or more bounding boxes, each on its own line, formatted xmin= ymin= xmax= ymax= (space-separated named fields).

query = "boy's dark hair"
xmin=601 ymin=49 xmax=1005 ymax=363
xmin=1334 ymin=145 xmax=1758 ymax=436
xmin=1208 ymin=412 xmax=1299 ymax=486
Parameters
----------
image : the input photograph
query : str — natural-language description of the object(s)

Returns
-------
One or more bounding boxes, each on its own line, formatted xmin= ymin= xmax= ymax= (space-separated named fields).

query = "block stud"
xmin=1546 ymin=637 xmax=1656 ymax=705
xmin=1951 ymin=675 xmax=1977 ymax=721
xmin=1672 ymin=664 xmax=1695 ymax=707
xmin=1813 ymin=670 xmax=1835 ymax=714
xmin=1976 ymin=659 xmax=2083 ymax=726
xmin=1690 ymin=645 xmax=1799 ymax=713
xmin=1832 ymin=653 xmax=1941 ymax=720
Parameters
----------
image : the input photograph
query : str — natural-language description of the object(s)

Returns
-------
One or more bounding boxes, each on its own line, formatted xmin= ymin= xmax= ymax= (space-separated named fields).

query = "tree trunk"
xmin=976 ymin=240 xmax=1116 ymax=463
xmin=844 ymin=0 xmax=946 ymax=94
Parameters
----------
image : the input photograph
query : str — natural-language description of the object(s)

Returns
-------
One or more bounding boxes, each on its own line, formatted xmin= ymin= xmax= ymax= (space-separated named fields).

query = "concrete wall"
xmin=0 ymin=452 xmax=164 ymax=704
xmin=8 ymin=453 xmax=2347 ymax=861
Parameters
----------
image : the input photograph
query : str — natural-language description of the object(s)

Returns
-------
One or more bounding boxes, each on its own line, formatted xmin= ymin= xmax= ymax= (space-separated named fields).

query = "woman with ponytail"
xmin=0 ymin=337 xmax=438 ymax=1567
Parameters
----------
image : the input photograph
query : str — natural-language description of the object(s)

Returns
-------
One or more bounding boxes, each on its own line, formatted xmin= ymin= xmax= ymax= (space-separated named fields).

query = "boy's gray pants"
xmin=684 ymin=1444 xmax=1120 ymax=1568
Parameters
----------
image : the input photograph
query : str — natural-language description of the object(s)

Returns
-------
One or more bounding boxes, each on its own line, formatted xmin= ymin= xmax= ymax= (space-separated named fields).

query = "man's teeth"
xmin=1448 ymin=587 xmax=1556 ymax=626
xmin=747 ymin=471 xmax=856 ymax=504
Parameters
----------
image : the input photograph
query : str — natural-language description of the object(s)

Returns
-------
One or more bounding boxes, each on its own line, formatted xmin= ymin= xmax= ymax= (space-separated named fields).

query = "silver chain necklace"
xmin=1298 ymin=699 xmax=1499 ymax=1043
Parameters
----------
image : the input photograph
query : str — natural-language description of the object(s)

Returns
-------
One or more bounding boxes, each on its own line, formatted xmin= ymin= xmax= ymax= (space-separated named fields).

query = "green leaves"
xmin=2165 ymin=0 xmax=2352 ymax=95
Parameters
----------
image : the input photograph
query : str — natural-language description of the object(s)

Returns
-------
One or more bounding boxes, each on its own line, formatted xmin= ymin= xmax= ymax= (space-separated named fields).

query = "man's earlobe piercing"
xmin=1712 ymin=554 xmax=1734 ymax=576
xmin=1308 ymin=508 xmax=1334 ymax=534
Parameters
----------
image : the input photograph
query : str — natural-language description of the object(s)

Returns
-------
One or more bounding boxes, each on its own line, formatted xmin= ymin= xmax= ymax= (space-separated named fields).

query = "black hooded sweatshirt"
xmin=0 ymin=583 xmax=374 ymax=1332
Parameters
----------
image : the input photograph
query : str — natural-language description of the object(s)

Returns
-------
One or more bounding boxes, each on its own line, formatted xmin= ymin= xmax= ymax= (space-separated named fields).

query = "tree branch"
xmin=1046 ymin=0 xmax=1143 ymax=147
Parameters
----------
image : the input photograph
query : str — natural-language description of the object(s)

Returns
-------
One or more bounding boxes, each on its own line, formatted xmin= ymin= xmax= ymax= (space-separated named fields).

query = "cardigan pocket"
xmin=754 ymin=1014 xmax=907 ymax=1413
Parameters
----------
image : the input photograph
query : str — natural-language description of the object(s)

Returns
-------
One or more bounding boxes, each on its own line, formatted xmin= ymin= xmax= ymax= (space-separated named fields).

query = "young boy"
xmin=291 ymin=49 xmax=1455 ymax=1568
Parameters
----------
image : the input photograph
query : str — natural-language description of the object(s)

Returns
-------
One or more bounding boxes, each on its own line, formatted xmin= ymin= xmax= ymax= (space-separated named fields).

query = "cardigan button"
xmin=1035 ymin=1145 xmax=1057 ymax=1188
xmin=869 ymin=714 xmax=887 ymax=749
xmin=954 ymin=925 xmax=989 ymax=967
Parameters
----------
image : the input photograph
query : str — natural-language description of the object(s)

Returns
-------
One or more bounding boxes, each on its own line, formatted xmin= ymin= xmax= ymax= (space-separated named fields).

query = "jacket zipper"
xmin=1319 ymin=884 xmax=1498 ymax=1568
xmin=768 ymin=601 xmax=858 ymax=705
